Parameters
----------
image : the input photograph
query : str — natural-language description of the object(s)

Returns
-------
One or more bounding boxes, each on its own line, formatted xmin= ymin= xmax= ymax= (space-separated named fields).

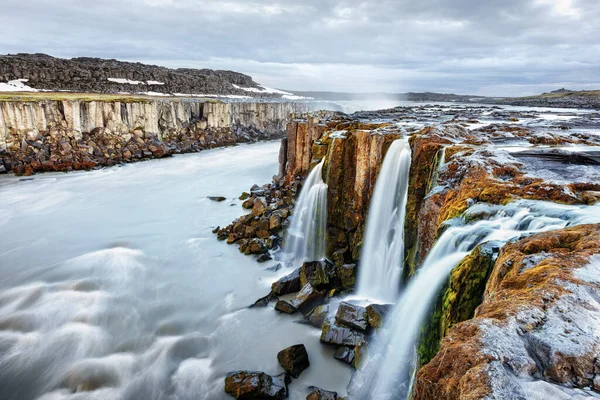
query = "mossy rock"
xmin=417 ymin=241 xmax=500 ymax=365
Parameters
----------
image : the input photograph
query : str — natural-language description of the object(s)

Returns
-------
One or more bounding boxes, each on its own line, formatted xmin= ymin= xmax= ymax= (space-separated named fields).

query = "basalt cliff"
xmin=0 ymin=99 xmax=307 ymax=175
xmin=218 ymin=104 xmax=600 ymax=399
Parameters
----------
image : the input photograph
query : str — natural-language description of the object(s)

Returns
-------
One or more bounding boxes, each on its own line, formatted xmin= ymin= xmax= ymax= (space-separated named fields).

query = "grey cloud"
xmin=0 ymin=0 xmax=598 ymax=95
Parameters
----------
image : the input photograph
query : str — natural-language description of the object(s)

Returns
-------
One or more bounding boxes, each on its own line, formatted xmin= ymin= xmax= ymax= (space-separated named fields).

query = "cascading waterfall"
xmin=428 ymin=147 xmax=446 ymax=192
xmin=356 ymin=139 xmax=412 ymax=303
xmin=282 ymin=160 xmax=328 ymax=264
xmin=351 ymin=200 xmax=600 ymax=400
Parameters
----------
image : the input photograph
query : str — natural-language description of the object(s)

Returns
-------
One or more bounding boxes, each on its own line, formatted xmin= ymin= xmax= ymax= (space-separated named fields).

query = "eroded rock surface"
xmin=414 ymin=224 xmax=600 ymax=400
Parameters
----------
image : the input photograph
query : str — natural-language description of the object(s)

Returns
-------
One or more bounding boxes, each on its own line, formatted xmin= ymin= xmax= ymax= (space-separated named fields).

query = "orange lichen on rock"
xmin=414 ymin=224 xmax=600 ymax=400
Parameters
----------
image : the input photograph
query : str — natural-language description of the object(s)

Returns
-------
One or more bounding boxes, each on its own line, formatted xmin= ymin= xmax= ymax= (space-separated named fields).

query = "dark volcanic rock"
xmin=277 ymin=344 xmax=310 ymax=378
xmin=290 ymin=283 xmax=326 ymax=315
xmin=300 ymin=260 xmax=338 ymax=290
xmin=334 ymin=346 xmax=355 ymax=365
xmin=271 ymin=269 xmax=301 ymax=296
xmin=335 ymin=302 xmax=368 ymax=332
xmin=0 ymin=53 xmax=269 ymax=96
xmin=208 ymin=196 xmax=227 ymax=202
xmin=307 ymin=305 xmax=330 ymax=328
xmin=306 ymin=387 xmax=338 ymax=400
xmin=250 ymin=293 xmax=278 ymax=308
xmin=224 ymin=371 xmax=290 ymax=400
xmin=320 ymin=319 xmax=366 ymax=347
xmin=366 ymin=304 xmax=392 ymax=329
xmin=274 ymin=300 xmax=297 ymax=314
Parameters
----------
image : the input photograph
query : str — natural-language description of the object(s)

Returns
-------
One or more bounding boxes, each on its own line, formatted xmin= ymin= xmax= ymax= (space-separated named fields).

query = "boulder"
xmin=334 ymin=346 xmax=355 ymax=365
xmin=271 ymin=269 xmax=301 ymax=296
xmin=307 ymin=305 xmax=330 ymax=328
xmin=242 ymin=198 xmax=255 ymax=209
xmin=224 ymin=371 xmax=290 ymax=400
xmin=208 ymin=196 xmax=227 ymax=202
xmin=365 ymin=304 xmax=392 ymax=329
xmin=274 ymin=300 xmax=297 ymax=314
xmin=320 ymin=319 xmax=366 ymax=347
xmin=306 ymin=387 xmax=338 ymax=400
xmin=250 ymin=293 xmax=278 ymax=308
xmin=290 ymin=283 xmax=326 ymax=315
xmin=252 ymin=199 xmax=267 ymax=216
xmin=300 ymin=260 xmax=338 ymax=290
xmin=277 ymin=344 xmax=310 ymax=378
xmin=335 ymin=302 xmax=368 ymax=332
xmin=336 ymin=264 xmax=356 ymax=289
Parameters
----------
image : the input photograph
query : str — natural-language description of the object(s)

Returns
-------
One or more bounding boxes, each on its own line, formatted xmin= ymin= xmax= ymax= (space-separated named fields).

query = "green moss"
xmin=417 ymin=242 xmax=500 ymax=366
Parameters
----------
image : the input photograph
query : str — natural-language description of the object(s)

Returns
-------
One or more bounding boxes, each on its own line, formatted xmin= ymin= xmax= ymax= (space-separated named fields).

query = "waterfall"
xmin=356 ymin=138 xmax=412 ymax=303
xmin=350 ymin=200 xmax=600 ymax=400
xmin=429 ymin=147 xmax=446 ymax=192
xmin=282 ymin=160 xmax=328 ymax=264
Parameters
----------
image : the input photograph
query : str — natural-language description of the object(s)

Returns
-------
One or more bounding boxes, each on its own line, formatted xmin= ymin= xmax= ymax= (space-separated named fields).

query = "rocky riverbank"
xmin=0 ymin=99 xmax=307 ymax=175
xmin=217 ymin=104 xmax=600 ymax=399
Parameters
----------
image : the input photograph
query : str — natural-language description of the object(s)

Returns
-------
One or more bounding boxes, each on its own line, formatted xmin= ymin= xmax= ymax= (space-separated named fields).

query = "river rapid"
xmin=0 ymin=141 xmax=351 ymax=400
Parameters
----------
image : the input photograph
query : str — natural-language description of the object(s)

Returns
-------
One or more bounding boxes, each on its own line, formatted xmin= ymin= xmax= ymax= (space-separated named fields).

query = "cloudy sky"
xmin=1 ymin=0 xmax=599 ymax=95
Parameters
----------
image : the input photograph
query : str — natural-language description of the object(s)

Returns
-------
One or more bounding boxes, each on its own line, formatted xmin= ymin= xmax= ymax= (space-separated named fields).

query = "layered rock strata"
xmin=0 ymin=99 xmax=307 ymax=174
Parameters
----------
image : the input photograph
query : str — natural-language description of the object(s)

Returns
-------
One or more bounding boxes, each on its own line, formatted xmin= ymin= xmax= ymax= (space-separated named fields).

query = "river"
xmin=0 ymin=141 xmax=351 ymax=400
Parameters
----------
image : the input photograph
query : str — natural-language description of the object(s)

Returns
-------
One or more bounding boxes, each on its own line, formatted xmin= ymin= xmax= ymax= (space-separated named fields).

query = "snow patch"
xmin=107 ymin=78 xmax=143 ymax=85
xmin=574 ymin=255 xmax=600 ymax=284
xmin=173 ymin=93 xmax=252 ymax=99
xmin=282 ymin=94 xmax=314 ymax=100
xmin=146 ymin=80 xmax=165 ymax=85
xmin=232 ymin=83 xmax=293 ymax=96
xmin=0 ymin=79 xmax=39 ymax=92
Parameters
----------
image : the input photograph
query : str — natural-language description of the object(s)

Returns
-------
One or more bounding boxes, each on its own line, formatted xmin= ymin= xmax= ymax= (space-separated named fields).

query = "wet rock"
xmin=320 ymin=319 xmax=366 ymax=347
xmin=265 ymin=263 xmax=283 ymax=272
xmin=277 ymin=344 xmax=310 ymax=378
xmin=271 ymin=269 xmax=301 ymax=296
xmin=256 ymin=253 xmax=272 ymax=263
xmin=300 ymin=260 xmax=338 ymax=290
xmin=366 ymin=304 xmax=392 ymax=329
xmin=239 ymin=192 xmax=250 ymax=200
xmin=252 ymin=199 xmax=267 ymax=216
xmin=290 ymin=283 xmax=326 ymax=315
xmin=208 ymin=196 xmax=227 ymax=202
xmin=274 ymin=300 xmax=297 ymax=314
xmin=250 ymin=293 xmax=278 ymax=308
xmin=224 ymin=371 xmax=290 ymax=400
xmin=334 ymin=346 xmax=355 ymax=365
xmin=307 ymin=304 xmax=330 ymax=328
xmin=269 ymin=214 xmax=282 ymax=230
xmin=242 ymin=198 xmax=255 ymax=209
xmin=335 ymin=302 xmax=368 ymax=332
xmin=336 ymin=264 xmax=356 ymax=289
xmin=306 ymin=387 xmax=338 ymax=400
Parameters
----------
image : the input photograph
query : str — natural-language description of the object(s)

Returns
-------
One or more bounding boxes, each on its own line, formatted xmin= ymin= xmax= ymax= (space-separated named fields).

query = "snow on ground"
xmin=232 ymin=83 xmax=291 ymax=95
xmin=146 ymin=80 xmax=165 ymax=85
xmin=107 ymin=78 xmax=144 ymax=85
xmin=282 ymin=94 xmax=314 ymax=100
xmin=142 ymin=91 xmax=171 ymax=97
xmin=173 ymin=93 xmax=253 ymax=99
xmin=0 ymin=79 xmax=39 ymax=92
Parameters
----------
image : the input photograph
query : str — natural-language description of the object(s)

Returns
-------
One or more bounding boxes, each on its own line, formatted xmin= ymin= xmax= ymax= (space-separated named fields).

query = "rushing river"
xmin=0 ymin=141 xmax=351 ymax=400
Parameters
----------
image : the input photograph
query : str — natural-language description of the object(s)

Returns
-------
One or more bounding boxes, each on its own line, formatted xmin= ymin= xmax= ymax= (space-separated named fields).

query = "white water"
xmin=356 ymin=139 xmax=412 ymax=303
xmin=0 ymin=143 xmax=351 ymax=400
xmin=282 ymin=160 xmax=328 ymax=265
xmin=351 ymin=200 xmax=600 ymax=400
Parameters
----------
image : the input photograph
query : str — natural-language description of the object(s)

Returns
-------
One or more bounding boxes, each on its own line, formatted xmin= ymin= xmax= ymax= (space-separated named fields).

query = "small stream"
xmin=0 ymin=141 xmax=351 ymax=400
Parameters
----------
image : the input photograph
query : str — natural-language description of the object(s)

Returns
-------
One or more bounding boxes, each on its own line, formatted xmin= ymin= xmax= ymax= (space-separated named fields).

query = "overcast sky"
xmin=1 ymin=0 xmax=598 ymax=95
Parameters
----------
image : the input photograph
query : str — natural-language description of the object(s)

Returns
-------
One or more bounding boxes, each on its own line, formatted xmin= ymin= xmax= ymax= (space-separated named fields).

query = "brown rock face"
xmin=277 ymin=344 xmax=310 ymax=378
xmin=224 ymin=371 xmax=290 ymax=400
xmin=414 ymin=224 xmax=600 ymax=400
xmin=0 ymin=100 xmax=307 ymax=175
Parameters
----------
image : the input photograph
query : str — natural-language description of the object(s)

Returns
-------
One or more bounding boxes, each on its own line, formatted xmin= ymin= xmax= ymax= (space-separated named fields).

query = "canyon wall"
xmin=279 ymin=114 xmax=402 ymax=265
xmin=0 ymin=99 xmax=308 ymax=174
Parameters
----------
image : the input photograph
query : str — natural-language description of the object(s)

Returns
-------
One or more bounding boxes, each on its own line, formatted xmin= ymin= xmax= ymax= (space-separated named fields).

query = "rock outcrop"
xmin=0 ymin=53 xmax=270 ymax=96
xmin=0 ymin=99 xmax=307 ymax=174
xmin=414 ymin=224 xmax=600 ymax=399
